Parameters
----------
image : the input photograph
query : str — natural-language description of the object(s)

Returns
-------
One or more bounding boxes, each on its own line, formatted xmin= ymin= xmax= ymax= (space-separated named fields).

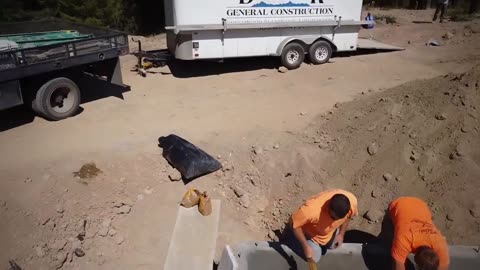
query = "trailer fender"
xmin=276 ymin=36 xmax=335 ymax=56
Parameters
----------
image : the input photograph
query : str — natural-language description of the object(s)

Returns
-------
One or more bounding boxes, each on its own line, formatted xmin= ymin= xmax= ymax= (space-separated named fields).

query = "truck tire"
xmin=281 ymin=42 xmax=305 ymax=70
xmin=34 ymin=77 xmax=81 ymax=121
xmin=309 ymin=40 xmax=332 ymax=65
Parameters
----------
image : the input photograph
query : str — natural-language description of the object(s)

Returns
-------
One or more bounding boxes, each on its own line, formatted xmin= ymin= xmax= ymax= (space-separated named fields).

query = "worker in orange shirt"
xmin=284 ymin=189 xmax=358 ymax=262
xmin=390 ymin=197 xmax=450 ymax=270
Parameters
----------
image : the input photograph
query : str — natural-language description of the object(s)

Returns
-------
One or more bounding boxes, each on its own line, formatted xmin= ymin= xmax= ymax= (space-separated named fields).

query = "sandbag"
xmin=180 ymin=189 xmax=201 ymax=208
xmin=158 ymin=134 xmax=222 ymax=180
xmin=198 ymin=192 xmax=212 ymax=216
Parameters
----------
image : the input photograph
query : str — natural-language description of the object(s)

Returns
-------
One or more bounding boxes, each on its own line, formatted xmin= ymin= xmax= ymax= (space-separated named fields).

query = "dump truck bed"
xmin=0 ymin=20 xmax=129 ymax=83
xmin=1 ymin=30 xmax=93 ymax=49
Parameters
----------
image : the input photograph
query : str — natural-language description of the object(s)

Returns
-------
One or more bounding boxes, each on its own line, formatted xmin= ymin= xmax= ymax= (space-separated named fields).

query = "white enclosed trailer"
xmin=164 ymin=0 xmax=366 ymax=69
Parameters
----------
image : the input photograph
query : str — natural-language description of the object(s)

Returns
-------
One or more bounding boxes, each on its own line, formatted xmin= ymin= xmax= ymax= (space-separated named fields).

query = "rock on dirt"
xmin=35 ymin=246 xmax=46 ymax=258
xmin=98 ymin=227 xmax=109 ymax=237
xmin=442 ymin=32 xmax=454 ymax=40
xmin=268 ymin=231 xmax=276 ymax=240
xmin=435 ymin=113 xmax=447 ymax=120
xmin=122 ymin=198 xmax=135 ymax=207
xmin=371 ymin=188 xmax=381 ymax=198
xmin=55 ymin=204 xmax=65 ymax=214
xmin=85 ymin=224 xmax=98 ymax=239
xmin=363 ymin=209 xmax=384 ymax=223
xmin=77 ymin=219 xmax=86 ymax=237
xmin=253 ymin=146 xmax=264 ymax=155
xmin=232 ymin=186 xmax=245 ymax=198
xmin=54 ymin=251 xmax=68 ymax=269
xmin=318 ymin=142 xmax=329 ymax=149
xmin=144 ymin=187 xmax=154 ymax=195
xmin=240 ymin=195 xmax=251 ymax=208
xmin=168 ymin=167 xmax=182 ymax=181
xmin=222 ymin=162 xmax=234 ymax=172
xmin=277 ymin=67 xmax=288 ymax=73
xmin=383 ymin=173 xmax=393 ymax=182
xmin=114 ymin=205 xmax=131 ymax=215
xmin=50 ymin=239 xmax=67 ymax=251
xmin=115 ymin=235 xmax=125 ymax=245
xmin=367 ymin=143 xmax=379 ymax=155
xmin=74 ymin=248 xmax=85 ymax=257
xmin=71 ymin=239 xmax=82 ymax=250
xmin=470 ymin=201 xmax=480 ymax=218
xmin=108 ymin=228 xmax=117 ymax=236
xmin=410 ymin=151 xmax=421 ymax=161
xmin=102 ymin=218 xmax=112 ymax=228
xmin=273 ymin=143 xmax=280 ymax=149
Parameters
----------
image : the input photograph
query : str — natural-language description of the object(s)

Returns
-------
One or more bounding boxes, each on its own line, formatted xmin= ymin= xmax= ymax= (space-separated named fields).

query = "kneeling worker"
xmin=286 ymin=189 xmax=358 ymax=262
xmin=390 ymin=197 xmax=449 ymax=270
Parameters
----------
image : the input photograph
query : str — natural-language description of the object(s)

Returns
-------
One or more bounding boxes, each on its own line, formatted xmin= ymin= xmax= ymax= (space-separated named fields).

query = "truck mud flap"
xmin=0 ymin=80 xmax=23 ymax=110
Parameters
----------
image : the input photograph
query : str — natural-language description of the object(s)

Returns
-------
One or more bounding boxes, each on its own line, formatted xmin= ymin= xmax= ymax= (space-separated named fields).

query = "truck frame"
xmin=0 ymin=20 xmax=129 ymax=121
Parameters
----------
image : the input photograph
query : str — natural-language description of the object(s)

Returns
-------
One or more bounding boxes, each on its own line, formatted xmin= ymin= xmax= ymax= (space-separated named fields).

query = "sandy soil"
xmin=0 ymin=9 xmax=480 ymax=270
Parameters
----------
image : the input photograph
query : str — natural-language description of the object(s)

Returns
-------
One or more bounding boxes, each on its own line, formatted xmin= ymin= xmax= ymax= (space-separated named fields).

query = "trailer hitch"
xmin=131 ymin=38 xmax=172 ymax=77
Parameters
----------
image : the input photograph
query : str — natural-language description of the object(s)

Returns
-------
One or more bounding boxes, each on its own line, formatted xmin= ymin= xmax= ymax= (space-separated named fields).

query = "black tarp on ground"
xmin=158 ymin=134 xmax=222 ymax=181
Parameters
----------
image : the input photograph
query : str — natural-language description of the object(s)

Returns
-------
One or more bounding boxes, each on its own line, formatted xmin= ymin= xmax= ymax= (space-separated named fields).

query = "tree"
xmin=470 ymin=0 xmax=479 ymax=14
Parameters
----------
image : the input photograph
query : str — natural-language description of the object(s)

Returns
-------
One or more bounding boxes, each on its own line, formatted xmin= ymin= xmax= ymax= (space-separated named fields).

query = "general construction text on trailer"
xmin=164 ymin=0 xmax=367 ymax=69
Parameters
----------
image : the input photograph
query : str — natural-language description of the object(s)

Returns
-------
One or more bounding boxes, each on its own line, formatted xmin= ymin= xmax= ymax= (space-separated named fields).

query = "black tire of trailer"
xmin=281 ymin=42 xmax=305 ymax=70
xmin=308 ymin=40 xmax=333 ymax=65
xmin=32 ymin=77 xmax=81 ymax=121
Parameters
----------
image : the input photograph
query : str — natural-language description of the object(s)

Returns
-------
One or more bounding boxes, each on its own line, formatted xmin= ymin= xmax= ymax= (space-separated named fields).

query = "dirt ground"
xmin=1 ymin=8 xmax=480 ymax=270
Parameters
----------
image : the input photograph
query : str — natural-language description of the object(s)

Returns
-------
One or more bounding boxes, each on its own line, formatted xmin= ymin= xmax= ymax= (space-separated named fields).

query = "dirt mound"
xmin=246 ymin=66 xmax=480 ymax=244
xmin=309 ymin=65 xmax=480 ymax=244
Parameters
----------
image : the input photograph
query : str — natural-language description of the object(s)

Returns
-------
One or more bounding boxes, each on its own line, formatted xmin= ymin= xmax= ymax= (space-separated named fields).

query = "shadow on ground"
xmin=0 ymin=74 xmax=130 ymax=132
xmin=335 ymin=48 xmax=401 ymax=58
xmin=142 ymin=48 xmax=396 ymax=78
xmin=166 ymin=57 xmax=281 ymax=78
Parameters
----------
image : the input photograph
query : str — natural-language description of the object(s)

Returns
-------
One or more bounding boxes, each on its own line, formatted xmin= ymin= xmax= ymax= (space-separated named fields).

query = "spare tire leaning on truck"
xmin=32 ymin=77 xmax=81 ymax=121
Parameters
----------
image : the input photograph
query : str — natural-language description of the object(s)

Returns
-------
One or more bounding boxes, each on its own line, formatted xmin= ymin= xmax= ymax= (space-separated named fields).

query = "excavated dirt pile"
xmin=253 ymin=65 xmax=480 ymax=245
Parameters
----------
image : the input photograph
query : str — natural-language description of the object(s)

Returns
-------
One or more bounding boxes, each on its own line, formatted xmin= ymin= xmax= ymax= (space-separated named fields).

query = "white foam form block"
xmin=164 ymin=200 xmax=221 ymax=270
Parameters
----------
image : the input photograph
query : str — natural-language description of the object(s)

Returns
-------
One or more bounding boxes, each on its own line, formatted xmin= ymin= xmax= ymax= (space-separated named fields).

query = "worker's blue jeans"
xmin=283 ymin=228 xmax=338 ymax=263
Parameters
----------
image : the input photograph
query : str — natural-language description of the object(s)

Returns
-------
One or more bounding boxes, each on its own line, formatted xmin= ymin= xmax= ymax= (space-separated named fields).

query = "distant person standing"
xmin=433 ymin=0 xmax=449 ymax=23
xmin=363 ymin=13 xmax=375 ymax=39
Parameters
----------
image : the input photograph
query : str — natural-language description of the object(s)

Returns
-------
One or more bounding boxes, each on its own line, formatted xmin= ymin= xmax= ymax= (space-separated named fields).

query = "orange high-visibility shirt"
xmin=390 ymin=197 xmax=450 ymax=267
xmin=292 ymin=189 xmax=358 ymax=245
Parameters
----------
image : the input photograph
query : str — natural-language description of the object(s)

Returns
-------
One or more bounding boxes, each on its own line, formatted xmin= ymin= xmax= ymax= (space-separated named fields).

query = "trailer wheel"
xmin=34 ymin=77 xmax=81 ymax=121
xmin=309 ymin=41 xmax=332 ymax=65
xmin=281 ymin=43 xmax=305 ymax=70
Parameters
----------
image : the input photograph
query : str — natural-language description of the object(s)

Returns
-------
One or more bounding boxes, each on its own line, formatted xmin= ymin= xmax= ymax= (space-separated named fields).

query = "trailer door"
xmin=235 ymin=30 xmax=268 ymax=57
